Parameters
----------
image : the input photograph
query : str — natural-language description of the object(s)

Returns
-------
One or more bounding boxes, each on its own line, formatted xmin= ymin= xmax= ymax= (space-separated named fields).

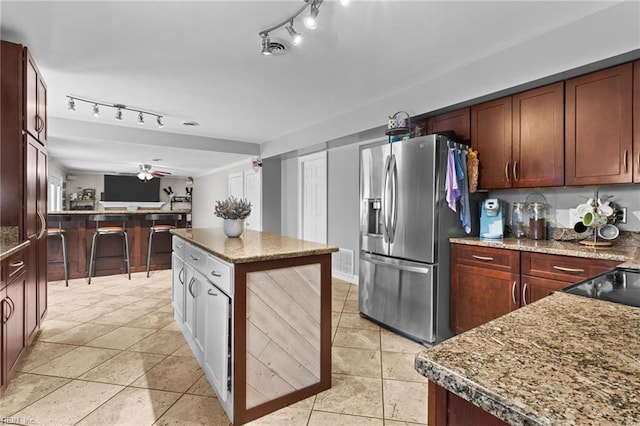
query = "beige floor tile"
xmin=65 ymin=292 xmax=115 ymax=307
xmin=126 ymin=310 xmax=175 ymax=329
xmin=39 ymin=322 xmax=118 ymax=345
xmin=29 ymin=346 xmax=120 ymax=378
xmin=308 ymin=410 xmax=384 ymax=425
xmin=246 ymin=406 xmax=310 ymax=425
xmin=171 ymin=343 xmax=195 ymax=358
xmin=155 ymin=303 xmax=175 ymax=313
xmin=128 ymin=330 xmax=186 ymax=355
xmin=0 ymin=373 xmax=70 ymax=416
xmin=332 ymin=347 xmax=381 ymax=378
xmin=333 ymin=328 xmax=380 ymax=350
xmin=342 ymin=298 xmax=359 ymax=313
xmin=91 ymin=308 xmax=145 ymax=326
xmin=36 ymin=319 xmax=84 ymax=340
xmin=338 ymin=313 xmax=380 ymax=330
xmin=79 ymin=351 xmax=167 ymax=385
xmin=153 ymin=394 xmax=231 ymax=426
xmin=11 ymin=380 xmax=123 ymax=425
xmin=384 ymin=421 xmax=426 ymax=426
xmin=16 ymin=341 xmax=77 ymax=372
xmin=380 ymin=329 xmax=425 ymax=354
xmin=332 ymin=311 xmax=341 ymax=327
xmin=186 ymin=375 xmax=215 ymax=397
xmin=162 ymin=321 xmax=181 ymax=332
xmin=92 ymin=295 xmax=135 ymax=308
xmin=126 ymin=297 xmax=168 ymax=312
xmin=383 ymin=379 xmax=428 ymax=424
xmin=130 ymin=355 xmax=202 ymax=392
xmin=381 ymin=352 xmax=428 ymax=383
xmin=76 ymin=387 xmax=181 ymax=426
xmin=148 ymin=288 xmax=173 ymax=300
xmin=290 ymin=395 xmax=316 ymax=410
xmin=44 ymin=303 xmax=86 ymax=320
xmin=85 ymin=326 xmax=156 ymax=350
xmin=314 ymin=374 xmax=383 ymax=418
xmin=332 ymin=297 xmax=346 ymax=313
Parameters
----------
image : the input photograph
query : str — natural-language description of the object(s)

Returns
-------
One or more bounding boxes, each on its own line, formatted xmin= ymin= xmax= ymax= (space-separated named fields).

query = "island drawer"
xmin=521 ymin=252 xmax=619 ymax=283
xmin=186 ymin=244 xmax=208 ymax=273
xmin=206 ymin=255 xmax=232 ymax=296
xmin=172 ymin=236 xmax=186 ymax=259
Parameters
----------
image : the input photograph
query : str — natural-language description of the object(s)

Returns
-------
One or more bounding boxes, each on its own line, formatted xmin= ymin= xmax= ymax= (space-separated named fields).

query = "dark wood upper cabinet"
xmin=471 ymin=97 xmax=513 ymax=189
xmin=25 ymin=48 xmax=47 ymax=146
xmin=634 ymin=61 xmax=640 ymax=183
xmin=512 ymin=82 xmax=564 ymax=188
xmin=565 ymin=63 xmax=633 ymax=185
xmin=426 ymin=108 xmax=471 ymax=141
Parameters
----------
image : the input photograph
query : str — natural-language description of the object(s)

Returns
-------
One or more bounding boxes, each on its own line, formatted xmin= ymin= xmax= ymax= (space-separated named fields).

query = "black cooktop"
xmin=563 ymin=268 xmax=640 ymax=308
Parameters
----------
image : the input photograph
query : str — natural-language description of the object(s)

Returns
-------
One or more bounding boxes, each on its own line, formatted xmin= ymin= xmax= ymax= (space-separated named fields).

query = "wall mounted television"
xmin=104 ymin=175 xmax=160 ymax=202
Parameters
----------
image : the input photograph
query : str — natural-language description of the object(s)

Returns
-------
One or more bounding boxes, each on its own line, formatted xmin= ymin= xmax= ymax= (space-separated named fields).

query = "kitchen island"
xmin=170 ymin=228 xmax=337 ymax=425
xmin=46 ymin=210 xmax=190 ymax=281
xmin=415 ymin=291 xmax=640 ymax=425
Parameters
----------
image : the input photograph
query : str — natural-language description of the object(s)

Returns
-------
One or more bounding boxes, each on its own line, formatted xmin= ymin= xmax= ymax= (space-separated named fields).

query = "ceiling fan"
xmin=136 ymin=164 xmax=171 ymax=181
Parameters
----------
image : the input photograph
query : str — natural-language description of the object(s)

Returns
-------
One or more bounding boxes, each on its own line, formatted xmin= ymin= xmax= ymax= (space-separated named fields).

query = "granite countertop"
xmin=171 ymin=228 xmax=338 ymax=264
xmin=0 ymin=226 xmax=30 ymax=261
xmin=49 ymin=209 xmax=191 ymax=215
xmin=416 ymin=292 xmax=640 ymax=425
xmin=450 ymin=236 xmax=640 ymax=267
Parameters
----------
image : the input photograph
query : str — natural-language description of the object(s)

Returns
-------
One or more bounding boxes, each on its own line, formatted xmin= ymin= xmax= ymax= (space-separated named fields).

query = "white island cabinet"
xmin=170 ymin=228 xmax=337 ymax=425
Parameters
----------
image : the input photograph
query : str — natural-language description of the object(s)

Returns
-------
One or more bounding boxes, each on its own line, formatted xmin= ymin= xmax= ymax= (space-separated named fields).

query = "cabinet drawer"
xmin=206 ymin=255 xmax=233 ymax=296
xmin=172 ymin=236 xmax=186 ymax=259
xmin=5 ymin=250 xmax=26 ymax=283
xmin=521 ymin=252 xmax=619 ymax=283
xmin=452 ymin=244 xmax=520 ymax=273
xmin=186 ymin=244 xmax=207 ymax=275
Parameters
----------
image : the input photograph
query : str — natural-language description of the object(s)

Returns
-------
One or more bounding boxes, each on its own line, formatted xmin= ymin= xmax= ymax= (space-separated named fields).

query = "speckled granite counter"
xmin=171 ymin=228 xmax=338 ymax=264
xmin=416 ymin=292 xmax=640 ymax=425
xmin=50 ymin=209 xmax=191 ymax=215
xmin=0 ymin=226 xmax=29 ymax=261
xmin=450 ymin=236 xmax=640 ymax=267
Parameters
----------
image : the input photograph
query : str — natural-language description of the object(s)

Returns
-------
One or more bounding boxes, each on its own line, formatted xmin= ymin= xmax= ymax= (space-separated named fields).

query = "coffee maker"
xmin=480 ymin=198 xmax=505 ymax=239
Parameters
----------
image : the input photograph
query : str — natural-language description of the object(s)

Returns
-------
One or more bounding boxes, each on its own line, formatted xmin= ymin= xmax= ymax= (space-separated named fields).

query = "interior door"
xmin=389 ymin=136 xmax=437 ymax=263
xmin=298 ymin=152 xmax=327 ymax=243
xmin=243 ymin=170 xmax=262 ymax=232
xmin=359 ymin=252 xmax=436 ymax=344
xmin=228 ymin=172 xmax=243 ymax=198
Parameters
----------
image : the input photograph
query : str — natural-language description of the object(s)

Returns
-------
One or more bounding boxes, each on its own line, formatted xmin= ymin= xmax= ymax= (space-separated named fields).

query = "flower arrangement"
xmin=214 ymin=196 xmax=252 ymax=220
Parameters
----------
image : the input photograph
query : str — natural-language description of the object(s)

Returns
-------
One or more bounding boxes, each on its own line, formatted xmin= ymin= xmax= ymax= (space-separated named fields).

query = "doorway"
xmin=297 ymin=152 xmax=327 ymax=243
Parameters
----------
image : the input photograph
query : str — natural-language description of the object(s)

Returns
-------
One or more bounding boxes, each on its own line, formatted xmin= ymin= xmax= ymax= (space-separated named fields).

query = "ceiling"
xmin=0 ymin=1 xmax=631 ymax=177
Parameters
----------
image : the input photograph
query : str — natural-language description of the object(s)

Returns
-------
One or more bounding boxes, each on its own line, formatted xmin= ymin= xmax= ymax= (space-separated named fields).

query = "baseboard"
xmin=332 ymin=271 xmax=358 ymax=285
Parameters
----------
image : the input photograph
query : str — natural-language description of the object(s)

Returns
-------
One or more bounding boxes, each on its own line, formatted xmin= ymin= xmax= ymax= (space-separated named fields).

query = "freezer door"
xmin=359 ymin=252 xmax=436 ymax=344
xmin=360 ymin=142 xmax=391 ymax=256
xmin=389 ymin=136 xmax=438 ymax=263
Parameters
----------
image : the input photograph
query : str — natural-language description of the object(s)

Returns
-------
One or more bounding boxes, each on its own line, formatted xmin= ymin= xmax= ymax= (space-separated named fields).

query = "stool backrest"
xmin=145 ymin=214 xmax=182 ymax=227
xmin=47 ymin=214 xmax=73 ymax=231
xmin=88 ymin=214 xmax=131 ymax=230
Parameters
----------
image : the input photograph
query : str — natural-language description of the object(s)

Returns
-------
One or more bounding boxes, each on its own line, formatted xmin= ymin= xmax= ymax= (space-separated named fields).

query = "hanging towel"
xmin=457 ymin=149 xmax=472 ymax=233
xmin=445 ymin=148 xmax=459 ymax=211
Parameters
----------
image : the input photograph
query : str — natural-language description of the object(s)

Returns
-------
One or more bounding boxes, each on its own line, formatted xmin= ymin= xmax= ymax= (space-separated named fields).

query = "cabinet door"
xmin=634 ymin=61 xmax=640 ymax=183
xmin=521 ymin=252 xmax=618 ymax=283
xmin=36 ymin=75 xmax=47 ymax=145
xmin=450 ymin=263 xmax=519 ymax=335
xmin=1 ymin=285 xmax=6 ymax=396
xmin=171 ymin=254 xmax=185 ymax=322
xmin=36 ymin=146 xmax=47 ymax=323
xmin=184 ymin=265 xmax=196 ymax=338
xmin=521 ymin=275 xmax=569 ymax=307
xmin=24 ymin=49 xmax=46 ymax=145
xmin=203 ymin=281 xmax=231 ymax=401
xmin=426 ymin=108 xmax=471 ymax=141
xmin=5 ymin=275 xmax=26 ymax=377
xmin=193 ymin=272 xmax=207 ymax=359
xmin=512 ymin=83 xmax=564 ymax=187
xmin=566 ymin=63 xmax=633 ymax=185
xmin=471 ymin=97 xmax=512 ymax=189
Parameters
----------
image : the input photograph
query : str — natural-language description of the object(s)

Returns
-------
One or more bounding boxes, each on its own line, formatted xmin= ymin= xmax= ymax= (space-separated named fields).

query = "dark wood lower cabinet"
xmin=429 ymin=381 xmax=509 ymax=426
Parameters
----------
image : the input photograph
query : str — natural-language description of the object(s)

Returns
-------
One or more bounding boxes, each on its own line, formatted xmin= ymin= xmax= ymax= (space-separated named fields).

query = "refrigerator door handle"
xmin=362 ymin=252 xmax=432 ymax=275
xmin=382 ymin=154 xmax=392 ymax=243
xmin=389 ymin=154 xmax=398 ymax=243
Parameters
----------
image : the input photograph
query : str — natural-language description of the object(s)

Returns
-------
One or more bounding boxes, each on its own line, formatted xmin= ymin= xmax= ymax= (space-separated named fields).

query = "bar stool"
xmin=47 ymin=214 xmax=72 ymax=287
xmin=145 ymin=213 xmax=182 ymax=277
xmin=87 ymin=214 xmax=132 ymax=284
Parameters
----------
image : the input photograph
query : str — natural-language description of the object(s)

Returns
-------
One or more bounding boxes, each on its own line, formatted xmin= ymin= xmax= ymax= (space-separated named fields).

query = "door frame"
xmin=297 ymin=151 xmax=327 ymax=243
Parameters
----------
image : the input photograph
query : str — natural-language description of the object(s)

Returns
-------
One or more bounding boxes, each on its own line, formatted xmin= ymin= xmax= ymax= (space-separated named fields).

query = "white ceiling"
xmin=0 ymin=1 xmax=633 ymax=177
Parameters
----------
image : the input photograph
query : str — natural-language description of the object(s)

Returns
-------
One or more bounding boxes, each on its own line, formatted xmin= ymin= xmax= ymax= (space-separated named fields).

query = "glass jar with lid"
xmin=511 ymin=202 xmax=528 ymax=238
xmin=528 ymin=202 xmax=547 ymax=240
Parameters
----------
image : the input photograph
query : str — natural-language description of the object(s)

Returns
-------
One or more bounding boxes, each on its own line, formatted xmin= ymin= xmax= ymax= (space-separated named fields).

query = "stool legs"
xmin=146 ymin=230 xmax=154 ymax=278
xmin=88 ymin=231 xmax=99 ymax=284
xmin=88 ymin=231 xmax=131 ymax=284
xmin=60 ymin=233 xmax=68 ymax=287
xmin=123 ymin=231 xmax=131 ymax=280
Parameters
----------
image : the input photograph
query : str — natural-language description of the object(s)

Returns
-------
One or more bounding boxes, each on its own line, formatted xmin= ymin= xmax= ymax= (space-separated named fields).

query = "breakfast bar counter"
xmin=170 ymin=228 xmax=337 ymax=425
xmin=415 ymin=292 xmax=640 ymax=425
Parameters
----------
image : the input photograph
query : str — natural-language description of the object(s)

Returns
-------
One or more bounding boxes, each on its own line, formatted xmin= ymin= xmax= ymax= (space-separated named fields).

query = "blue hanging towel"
xmin=445 ymin=148 xmax=459 ymax=211
xmin=456 ymin=149 xmax=472 ymax=233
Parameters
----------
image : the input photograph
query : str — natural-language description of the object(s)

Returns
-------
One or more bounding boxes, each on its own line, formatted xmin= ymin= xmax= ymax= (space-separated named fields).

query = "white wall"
xmin=280 ymin=157 xmax=299 ymax=238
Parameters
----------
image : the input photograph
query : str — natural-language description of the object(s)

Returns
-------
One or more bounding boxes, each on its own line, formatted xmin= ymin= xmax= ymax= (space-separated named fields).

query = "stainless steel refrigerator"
xmin=359 ymin=134 xmax=483 ymax=345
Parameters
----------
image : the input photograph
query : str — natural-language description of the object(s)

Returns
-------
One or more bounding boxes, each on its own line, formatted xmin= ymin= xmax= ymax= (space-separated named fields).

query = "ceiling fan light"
xmin=92 ymin=104 xmax=100 ymax=117
xmin=157 ymin=116 xmax=164 ymax=128
xmin=137 ymin=171 xmax=147 ymax=180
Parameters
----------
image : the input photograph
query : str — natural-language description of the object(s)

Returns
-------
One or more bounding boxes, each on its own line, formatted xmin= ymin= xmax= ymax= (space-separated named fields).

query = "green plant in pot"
xmin=214 ymin=196 xmax=252 ymax=237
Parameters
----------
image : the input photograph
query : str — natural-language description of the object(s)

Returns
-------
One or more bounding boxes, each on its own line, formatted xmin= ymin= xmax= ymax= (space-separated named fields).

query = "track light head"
xmin=115 ymin=108 xmax=123 ymax=120
xmin=157 ymin=116 xmax=164 ymax=128
xmin=138 ymin=112 xmax=144 ymax=124
xmin=67 ymin=97 xmax=76 ymax=111
xmin=286 ymin=22 xmax=303 ymax=46
xmin=304 ymin=1 xmax=320 ymax=30
xmin=261 ymin=34 xmax=273 ymax=56
xmin=92 ymin=103 xmax=100 ymax=117
xmin=339 ymin=0 xmax=350 ymax=6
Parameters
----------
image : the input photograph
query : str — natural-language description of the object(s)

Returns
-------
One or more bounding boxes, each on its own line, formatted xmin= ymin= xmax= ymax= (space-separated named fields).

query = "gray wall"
xmin=281 ymin=157 xmax=299 ymax=238
xmin=261 ymin=157 xmax=281 ymax=234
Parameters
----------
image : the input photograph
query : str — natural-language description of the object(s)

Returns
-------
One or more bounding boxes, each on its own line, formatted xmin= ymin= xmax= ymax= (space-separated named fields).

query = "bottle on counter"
xmin=511 ymin=202 xmax=528 ymax=238
xmin=528 ymin=202 xmax=547 ymax=240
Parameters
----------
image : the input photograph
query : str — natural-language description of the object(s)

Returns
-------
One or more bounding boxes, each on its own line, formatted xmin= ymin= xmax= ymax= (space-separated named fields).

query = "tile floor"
xmin=0 ymin=270 xmax=428 ymax=425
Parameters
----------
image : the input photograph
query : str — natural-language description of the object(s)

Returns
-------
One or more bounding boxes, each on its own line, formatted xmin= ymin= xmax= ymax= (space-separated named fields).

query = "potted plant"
xmin=214 ymin=196 xmax=252 ymax=237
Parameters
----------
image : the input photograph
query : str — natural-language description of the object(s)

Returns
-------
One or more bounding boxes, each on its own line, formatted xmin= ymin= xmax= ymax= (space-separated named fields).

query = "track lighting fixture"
xmin=258 ymin=0 xmax=328 ymax=56
xmin=339 ymin=0 xmax=350 ymax=6
xmin=66 ymin=96 xmax=165 ymax=129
